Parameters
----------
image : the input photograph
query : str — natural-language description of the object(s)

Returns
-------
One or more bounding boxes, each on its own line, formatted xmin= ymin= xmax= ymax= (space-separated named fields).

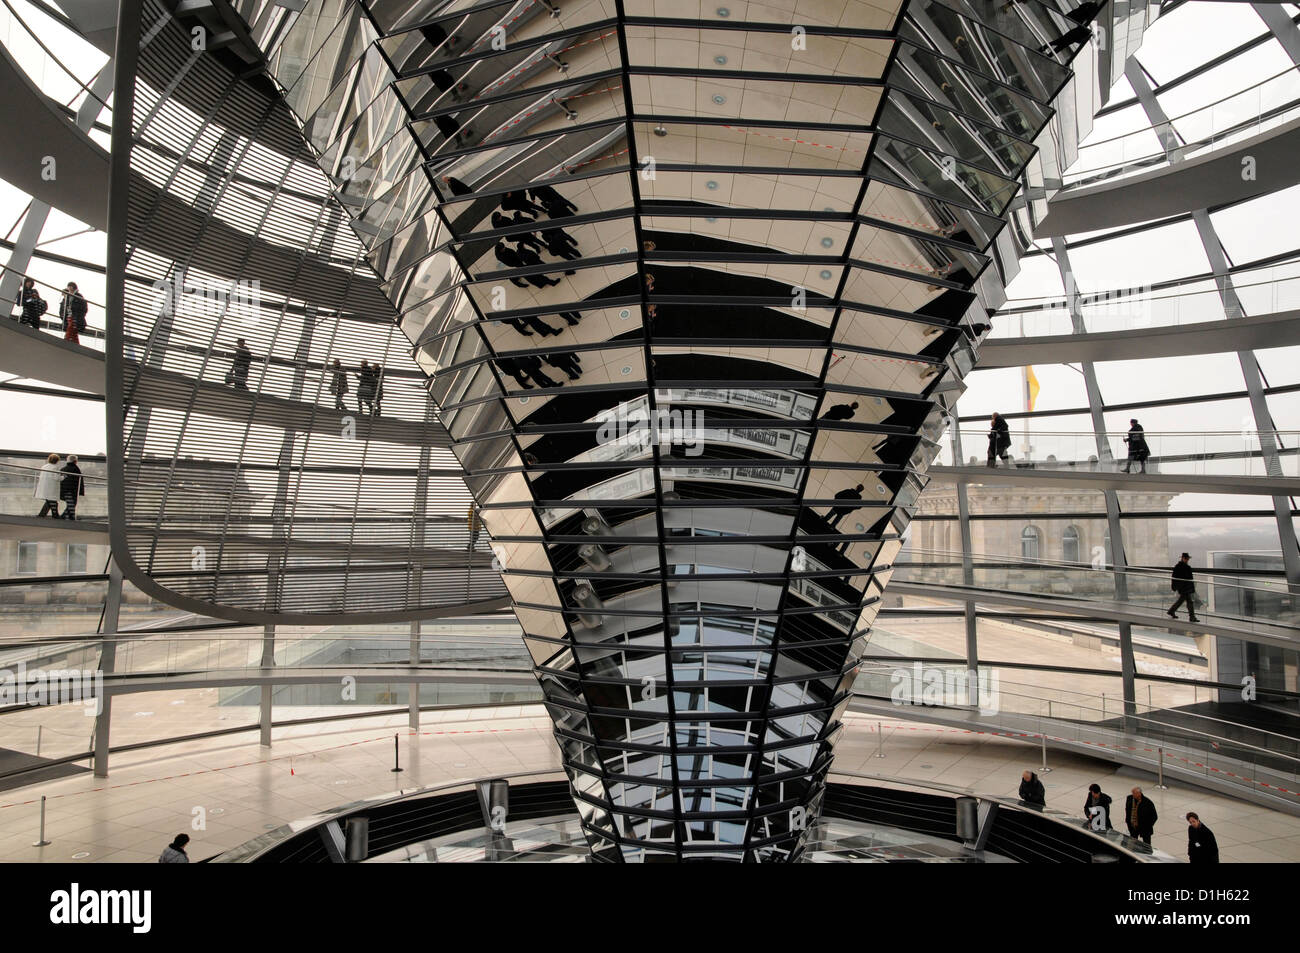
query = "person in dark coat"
xmin=1186 ymin=812 xmax=1219 ymax=864
xmin=557 ymin=311 xmax=581 ymax=326
xmin=987 ymin=411 xmax=1011 ymax=466
xmin=1167 ymin=552 xmax=1198 ymax=622
xmin=371 ymin=363 xmax=385 ymax=415
xmin=60 ymin=282 xmax=87 ymax=344
xmin=826 ymin=484 xmax=864 ymax=529
xmin=821 ymin=401 xmax=859 ymax=421
xmin=1122 ymin=418 xmax=1150 ymax=473
xmin=1083 ymin=783 xmax=1113 ymax=830
xmin=227 ymin=338 xmax=252 ymax=389
xmin=1124 ymin=786 xmax=1158 ymax=844
xmin=544 ymin=351 xmax=582 ymax=380
xmin=1019 ymin=769 xmax=1046 ymax=808
xmin=17 ymin=278 xmax=46 ymax=329
xmin=328 ymin=358 xmax=349 ymax=410
xmin=59 ymin=454 xmax=85 ymax=520
xmin=356 ymin=359 xmax=376 ymax=414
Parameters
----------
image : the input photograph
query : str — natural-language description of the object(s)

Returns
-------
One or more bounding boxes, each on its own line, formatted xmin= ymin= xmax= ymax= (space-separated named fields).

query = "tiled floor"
xmin=0 ymin=707 xmax=1296 ymax=863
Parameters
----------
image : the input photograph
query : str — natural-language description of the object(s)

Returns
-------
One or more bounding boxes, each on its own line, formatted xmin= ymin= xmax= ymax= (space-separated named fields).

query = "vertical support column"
xmin=949 ymin=423 xmax=979 ymax=706
xmin=1052 ymin=237 xmax=1136 ymax=724
xmin=93 ymin=559 xmax=124 ymax=778
xmin=408 ymin=620 xmax=421 ymax=729
xmin=259 ymin=623 xmax=275 ymax=747
xmin=1126 ymin=56 xmax=1300 ymax=591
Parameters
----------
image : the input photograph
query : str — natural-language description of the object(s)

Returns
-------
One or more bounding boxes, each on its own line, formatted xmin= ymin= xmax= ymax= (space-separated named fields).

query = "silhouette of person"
xmin=545 ymin=352 xmax=582 ymax=380
xmin=821 ymin=401 xmax=858 ymax=421
xmin=530 ymin=185 xmax=577 ymax=215
xmin=518 ymin=354 xmax=559 ymax=388
xmin=827 ymin=484 xmax=864 ymax=529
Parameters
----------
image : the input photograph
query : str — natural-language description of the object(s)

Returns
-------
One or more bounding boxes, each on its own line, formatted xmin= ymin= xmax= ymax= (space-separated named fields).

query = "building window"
xmin=1062 ymin=526 xmax=1080 ymax=563
xmin=66 ymin=543 xmax=88 ymax=574
xmin=16 ymin=541 xmax=38 ymax=574
xmin=1021 ymin=526 xmax=1040 ymax=561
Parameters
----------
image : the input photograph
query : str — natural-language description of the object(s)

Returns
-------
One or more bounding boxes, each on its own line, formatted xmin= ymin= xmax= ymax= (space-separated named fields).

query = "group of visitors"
xmin=1018 ymin=770 xmax=1217 ymax=862
xmin=15 ymin=278 xmax=88 ymax=343
xmin=328 ymin=358 xmax=385 ymax=414
xmin=985 ymin=413 xmax=1153 ymax=473
xmin=33 ymin=452 xmax=85 ymax=520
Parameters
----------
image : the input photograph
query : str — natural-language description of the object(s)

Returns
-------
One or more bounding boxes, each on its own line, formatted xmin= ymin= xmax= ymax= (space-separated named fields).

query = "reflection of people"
xmin=530 ymin=185 xmax=577 ymax=215
xmin=499 ymin=357 xmax=532 ymax=388
xmin=502 ymin=191 xmax=545 ymax=217
xmin=826 ymin=484 xmax=864 ymax=529
xmin=518 ymin=354 xmax=559 ymax=388
xmin=506 ymin=315 xmax=560 ymax=337
xmin=545 ymin=352 xmax=582 ymax=380
xmin=515 ymin=244 xmax=569 ymax=280
xmin=821 ymin=401 xmax=858 ymax=421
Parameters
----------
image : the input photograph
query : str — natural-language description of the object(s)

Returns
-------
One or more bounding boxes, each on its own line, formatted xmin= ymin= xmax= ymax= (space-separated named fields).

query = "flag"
xmin=1025 ymin=365 xmax=1040 ymax=413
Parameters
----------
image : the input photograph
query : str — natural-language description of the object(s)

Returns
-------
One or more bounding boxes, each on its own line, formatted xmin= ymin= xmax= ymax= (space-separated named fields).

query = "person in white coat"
xmin=35 ymin=452 xmax=61 ymax=517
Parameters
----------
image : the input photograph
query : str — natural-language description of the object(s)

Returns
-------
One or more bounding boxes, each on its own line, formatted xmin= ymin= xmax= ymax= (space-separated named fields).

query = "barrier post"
xmin=391 ymin=733 xmax=404 ymax=773
xmin=876 ymin=721 xmax=885 ymax=758
xmin=32 ymin=796 xmax=50 ymax=847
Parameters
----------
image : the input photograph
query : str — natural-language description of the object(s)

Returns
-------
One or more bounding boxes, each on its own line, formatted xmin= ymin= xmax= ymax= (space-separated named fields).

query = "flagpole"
xmin=1021 ymin=315 xmax=1030 ymax=459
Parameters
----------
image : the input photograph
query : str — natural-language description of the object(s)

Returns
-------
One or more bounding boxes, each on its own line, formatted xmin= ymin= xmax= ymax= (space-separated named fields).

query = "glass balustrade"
xmin=933 ymin=429 xmax=1300 ymax=479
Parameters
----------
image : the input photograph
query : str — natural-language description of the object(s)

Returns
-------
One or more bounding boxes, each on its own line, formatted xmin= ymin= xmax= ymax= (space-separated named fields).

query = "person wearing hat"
xmin=1122 ymin=418 xmax=1149 ymax=473
xmin=1168 ymin=552 xmax=1198 ymax=622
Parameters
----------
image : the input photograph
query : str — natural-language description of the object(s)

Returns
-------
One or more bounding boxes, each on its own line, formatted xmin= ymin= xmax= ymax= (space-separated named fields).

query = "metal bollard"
xmin=1039 ymin=732 xmax=1052 ymax=773
xmin=876 ymin=721 xmax=885 ymax=758
xmin=390 ymin=733 xmax=403 ymax=773
xmin=1156 ymin=746 xmax=1167 ymax=790
xmin=32 ymin=796 xmax=50 ymax=847
xmin=36 ymin=725 xmax=42 ymax=758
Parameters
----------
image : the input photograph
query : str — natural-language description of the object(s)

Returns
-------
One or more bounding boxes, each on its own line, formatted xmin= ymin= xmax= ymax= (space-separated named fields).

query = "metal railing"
xmin=990 ymin=269 xmax=1300 ymax=337
xmin=1063 ymin=65 xmax=1300 ymax=186
xmin=892 ymin=545 xmax=1299 ymax=629
xmin=935 ymin=428 xmax=1300 ymax=478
